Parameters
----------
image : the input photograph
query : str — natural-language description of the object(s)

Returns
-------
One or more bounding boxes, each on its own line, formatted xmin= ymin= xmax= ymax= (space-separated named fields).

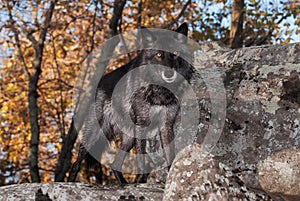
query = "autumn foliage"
xmin=0 ymin=0 xmax=299 ymax=185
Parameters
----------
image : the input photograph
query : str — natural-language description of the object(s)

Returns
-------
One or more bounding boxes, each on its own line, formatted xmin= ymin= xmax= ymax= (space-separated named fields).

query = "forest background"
xmin=0 ymin=0 xmax=299 ymax=185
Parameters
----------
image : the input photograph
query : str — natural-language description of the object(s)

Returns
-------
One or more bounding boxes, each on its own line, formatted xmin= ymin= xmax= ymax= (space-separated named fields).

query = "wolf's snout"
xmin=161 ymin=69 xmax=177 ymax=83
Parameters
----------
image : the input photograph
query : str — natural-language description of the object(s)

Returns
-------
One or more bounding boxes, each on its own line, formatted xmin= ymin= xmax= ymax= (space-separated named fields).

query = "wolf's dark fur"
xmin=68 ymin=23 xmax=194 ymax=184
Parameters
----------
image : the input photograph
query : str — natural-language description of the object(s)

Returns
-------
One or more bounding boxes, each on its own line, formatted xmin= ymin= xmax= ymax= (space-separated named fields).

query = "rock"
xmin=164 ymin=42 xmax=300 ymax=200
xmin=258 ymin=149 xmax=300 ymax=201
xmin=163 ymin=144 xmax=272 ymax=201
xmin=0 ymin=183 xmax=164 ymax=201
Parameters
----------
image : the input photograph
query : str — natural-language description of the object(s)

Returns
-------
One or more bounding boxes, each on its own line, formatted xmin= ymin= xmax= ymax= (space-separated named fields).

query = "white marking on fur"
xmin=161 ymin=70 xmax=177 ymax=83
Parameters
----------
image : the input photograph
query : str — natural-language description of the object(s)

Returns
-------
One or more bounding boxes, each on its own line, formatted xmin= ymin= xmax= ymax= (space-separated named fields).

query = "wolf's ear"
xmin=175 ymin=23 xmax=188 ymax=36
xmin=175 ymin=23 xmax=188 ymax=43
xmin=141 ymin=27 xmax=156 ymax=47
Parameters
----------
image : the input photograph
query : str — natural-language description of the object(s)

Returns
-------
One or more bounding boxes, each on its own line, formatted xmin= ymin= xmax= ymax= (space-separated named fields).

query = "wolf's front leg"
xmin=135 ymin=129 xmax=149 ymax=183
xmin=130 ymin=97 xmax=151 ymax=183
xmin=160 ymin=104 xmax=178 ymax=167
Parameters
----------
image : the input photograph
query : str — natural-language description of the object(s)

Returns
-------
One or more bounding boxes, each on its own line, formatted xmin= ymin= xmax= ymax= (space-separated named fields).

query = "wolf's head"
xmin=139 ymin=23 xmax=194 ymax=84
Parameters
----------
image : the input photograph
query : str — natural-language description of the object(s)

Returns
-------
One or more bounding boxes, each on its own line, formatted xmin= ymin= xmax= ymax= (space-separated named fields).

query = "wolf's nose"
xmin=162 ymin=69 xmax=177 ymax=83
xmin=164 ymin=69 xmax=174 ymax=77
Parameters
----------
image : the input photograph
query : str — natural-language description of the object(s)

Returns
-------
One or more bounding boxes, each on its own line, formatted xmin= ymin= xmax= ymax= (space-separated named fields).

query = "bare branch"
xmin=246 ymin=13 xmax=291 ymax=47
xmin=89 ymin=0 xmax=99 ymax=54
xmin=12 ymin=8 xmax=29 ymax=27
xmin=276 ymin=13 xmax=291 ymax=25
xmin=9 ymin=4 xmax=38 ymax=45
xmin=39 ymin=0 xmax=57 ymax=45
xmin=51 ymin=34 xmax=66 ymax=138
xmin=28 ymin=0 xmax=39 ymax=27
xmin=77 ymin=0 xmax=101 ymax=65
xmin=4 ymin=0 xmax=31 ymax=78
xmin=163 ymin=0 xmax=191 ymax=29
xmin=38 ymin=78 xmax=73 ymax=89
xmin=257 ymin=13 xmax=291 ymax=46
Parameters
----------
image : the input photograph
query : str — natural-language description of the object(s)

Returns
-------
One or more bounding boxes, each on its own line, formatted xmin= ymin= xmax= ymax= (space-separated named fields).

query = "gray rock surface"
xmin=258 ymin=149 xmax=300 ymax=201
xmin=163 ymin=144 xmax=272 ymax=201
xmin=163 ymin=42 xmax=300 ymax=200
xmin=0 ymin=183 xmax=164 ymax=201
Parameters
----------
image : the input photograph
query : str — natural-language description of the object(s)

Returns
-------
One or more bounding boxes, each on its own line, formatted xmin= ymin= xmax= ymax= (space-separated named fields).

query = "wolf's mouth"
xmin=161 ymin=69 xmax=177 ymax=83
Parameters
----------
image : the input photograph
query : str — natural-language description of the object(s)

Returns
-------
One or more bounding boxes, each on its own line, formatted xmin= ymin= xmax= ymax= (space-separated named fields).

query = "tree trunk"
xmin=28 ymin=67 xmax=41 ymax=183
xmin=230 ymin=0 xmax=244 ymax=49
xmin=54 ymin=119 xmax=78 ymax=181
xmin=28 ymin=0 xmax=57 ymax=183
xmin=54 ymin=0 xmax=127 ymax=182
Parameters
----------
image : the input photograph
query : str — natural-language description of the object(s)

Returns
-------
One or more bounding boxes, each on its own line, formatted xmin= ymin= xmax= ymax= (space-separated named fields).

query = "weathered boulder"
xmin=163 ymin=42 xmax=300 ymax=200
xmin=0 ymin=183 xmax=164 ymax=201
xmin=258 ymin=149 xmax=300 ymax=201
xmin=163 ymin=144 xmax=272 ymax=201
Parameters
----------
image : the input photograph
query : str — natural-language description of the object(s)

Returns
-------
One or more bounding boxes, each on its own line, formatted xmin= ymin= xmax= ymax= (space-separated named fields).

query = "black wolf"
xmin=68 ymin=23 xmax=194 ymax=184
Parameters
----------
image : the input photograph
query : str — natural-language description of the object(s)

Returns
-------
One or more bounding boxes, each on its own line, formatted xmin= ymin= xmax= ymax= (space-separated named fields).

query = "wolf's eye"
xmin=156 ymin=52 xmax=162 ymax=58
xmin=173 ymin=51 xmax=180 ymax=56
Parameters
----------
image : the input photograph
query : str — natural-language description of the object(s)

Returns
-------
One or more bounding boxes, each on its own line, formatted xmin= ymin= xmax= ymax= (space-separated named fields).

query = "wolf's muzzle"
xmin=161 ymin=69 xmax=177 ymax=83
